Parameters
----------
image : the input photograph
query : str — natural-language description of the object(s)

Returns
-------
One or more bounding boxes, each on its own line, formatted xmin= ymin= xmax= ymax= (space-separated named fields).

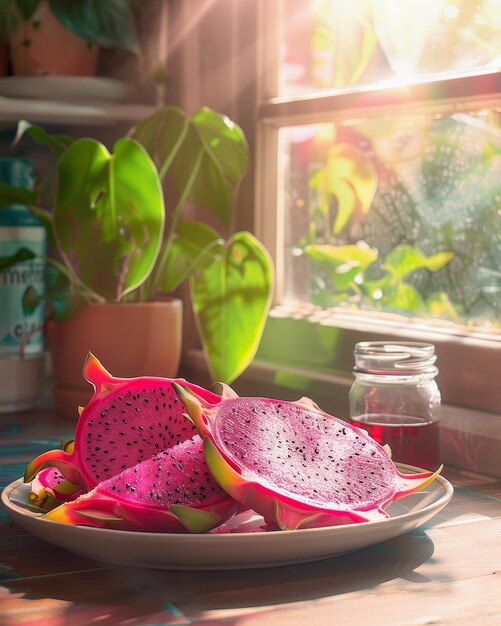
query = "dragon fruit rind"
xmin=174 ymin=384 xmax=442 ymax=531
xmin=29 ymin=467 xmax=83 ymax=510
xmin=44 ymin=435 xmax=240 ymax=533
xmin=24 ymin=353 xmax=221 ymax=491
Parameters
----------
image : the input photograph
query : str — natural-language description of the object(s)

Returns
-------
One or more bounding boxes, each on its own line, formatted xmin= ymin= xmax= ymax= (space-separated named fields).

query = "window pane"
xmin=279 ymin=0 xmax=501 ymax=96
xmin=279 ymin=107 xmax=501 ymax=329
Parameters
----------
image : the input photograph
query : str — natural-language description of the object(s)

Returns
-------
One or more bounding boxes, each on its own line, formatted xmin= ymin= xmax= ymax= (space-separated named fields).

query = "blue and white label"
xmin=0 ymin=226 xmax=46 ymax=356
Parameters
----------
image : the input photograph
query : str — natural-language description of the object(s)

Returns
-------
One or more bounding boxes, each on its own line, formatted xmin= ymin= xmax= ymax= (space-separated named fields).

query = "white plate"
xmin=1 ymin=465 xmax=453 ymax=571
xmin=0 ymin=76 xmax=130 ymax=103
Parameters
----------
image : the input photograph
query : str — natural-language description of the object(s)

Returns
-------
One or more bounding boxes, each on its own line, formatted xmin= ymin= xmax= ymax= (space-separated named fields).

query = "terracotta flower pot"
xmin=10 ymin=1 xmax=98 ymax=76
xmin=46 ymin=299 xmax=183 ymax=418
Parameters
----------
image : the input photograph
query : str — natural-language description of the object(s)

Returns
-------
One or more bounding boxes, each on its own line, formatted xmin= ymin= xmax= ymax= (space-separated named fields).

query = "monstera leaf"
xmin=132 ymin=106 xmax=248 ymax=226
xmin=54 ymin=137 xmax=164 ymax=301
xmin=160 ymin=221 xmax=221 ymax=293
xmin=190 ymin=232 xmax=273 ymax=383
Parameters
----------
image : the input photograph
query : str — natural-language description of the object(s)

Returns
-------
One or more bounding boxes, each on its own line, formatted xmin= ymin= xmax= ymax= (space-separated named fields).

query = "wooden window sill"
xmin=181 ymin=348 xmax=501 ymax=479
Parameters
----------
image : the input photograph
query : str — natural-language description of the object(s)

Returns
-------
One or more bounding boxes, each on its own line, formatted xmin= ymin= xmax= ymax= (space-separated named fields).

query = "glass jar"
xmin=349 ymin=341 xmax=441 ymax=470
xmin=0 ymin=158 xmax=46 ymax=413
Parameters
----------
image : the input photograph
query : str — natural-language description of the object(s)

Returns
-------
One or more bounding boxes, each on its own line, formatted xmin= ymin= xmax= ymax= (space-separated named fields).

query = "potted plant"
xmin=0 ymin=0 xmax=139 ymax=76
xmin=0 ymin=107 xmax=274 ymax=417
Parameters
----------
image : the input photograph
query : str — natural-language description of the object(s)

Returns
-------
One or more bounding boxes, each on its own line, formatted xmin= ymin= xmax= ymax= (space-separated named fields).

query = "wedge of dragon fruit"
xmin=24 ymin=353 xmax=221 ymax=490
xmin=174 ymin=384 xmax=442 ymax=530
xmin=29 ymin=467 xmax=83 ymax=509
xmin=44 ymin=435 xmax=240 ymax=533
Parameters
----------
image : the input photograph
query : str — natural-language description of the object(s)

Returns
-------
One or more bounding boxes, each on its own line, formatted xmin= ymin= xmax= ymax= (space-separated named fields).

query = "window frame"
xmin=252 ymin=0 xmax=501 ymax=416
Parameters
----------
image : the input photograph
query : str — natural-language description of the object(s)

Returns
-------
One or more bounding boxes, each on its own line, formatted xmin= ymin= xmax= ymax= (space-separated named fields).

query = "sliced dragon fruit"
xmin=44 ymin=435 xmax=240 ymax=533
xmin=29 ymin=467 xmax=83 ymax=510
xmin=174 ymin=384 xmax=442 ymax=530
xmin=24 ymin=353 xmax=221 ymax=490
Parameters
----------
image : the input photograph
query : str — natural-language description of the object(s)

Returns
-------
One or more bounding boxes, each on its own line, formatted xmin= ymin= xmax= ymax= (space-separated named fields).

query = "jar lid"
xmin=353 ymin=341 xmax=437 ymax=374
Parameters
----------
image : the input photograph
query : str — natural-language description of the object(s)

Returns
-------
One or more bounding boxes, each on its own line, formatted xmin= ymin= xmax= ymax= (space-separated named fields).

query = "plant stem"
xmin=158 ymin=119 xmax=190 ymax=180
xmin=136 ymin=119 xmax=190 ymax=302
xmin=146 ymin=151 xmax=205 ymax=299
xmin=46 ymin=257 xmax=105 ymax=304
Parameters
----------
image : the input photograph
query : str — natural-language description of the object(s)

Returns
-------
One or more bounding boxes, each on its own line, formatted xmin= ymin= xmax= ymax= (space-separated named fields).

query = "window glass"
xmin=279 ymin=108 xmax=501 ymax=328
xmin=279 ymin=0 xmax=501 ymax=96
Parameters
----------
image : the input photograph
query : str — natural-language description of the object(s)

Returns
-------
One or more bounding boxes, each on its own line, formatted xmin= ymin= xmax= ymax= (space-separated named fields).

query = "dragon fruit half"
xmin=44 ymin=435 xmax=240 ymax=533
xmin=24 ymin=353 xmax=221 ymax=490
xmin=174 ymin=384 xmax=442 ymax=530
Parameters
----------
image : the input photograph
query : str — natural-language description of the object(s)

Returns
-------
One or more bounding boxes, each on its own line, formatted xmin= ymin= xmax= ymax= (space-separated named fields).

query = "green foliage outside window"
xmin=295 ymin=112 xmax=500 ymax=327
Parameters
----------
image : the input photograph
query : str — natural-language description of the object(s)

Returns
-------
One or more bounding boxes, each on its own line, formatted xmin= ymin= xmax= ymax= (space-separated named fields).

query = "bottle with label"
xmin=349 ymin=341 xmax=441 ymax=470
xmin=0 ymin=158 xmax=46 ymax=412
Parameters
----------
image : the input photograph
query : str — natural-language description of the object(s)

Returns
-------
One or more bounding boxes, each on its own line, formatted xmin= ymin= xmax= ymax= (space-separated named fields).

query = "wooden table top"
xmin=1 ymin=406 xmax=500 ymax=626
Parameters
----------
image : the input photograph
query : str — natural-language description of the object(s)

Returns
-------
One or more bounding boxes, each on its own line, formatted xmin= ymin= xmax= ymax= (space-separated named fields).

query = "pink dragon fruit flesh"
xmin=174 ymin=384 xmax=442 ymax=530
xmin=44 ymin=435 xmax=240 ymax=533
xmin=29 ymin=467 xmax=83 ymax=510
xmin=24 ymin=353 xmax=220 ymax=491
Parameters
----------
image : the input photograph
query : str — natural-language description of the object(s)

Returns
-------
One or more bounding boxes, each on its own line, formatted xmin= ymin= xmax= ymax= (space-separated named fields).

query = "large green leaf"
xmin=54 ymin=137 xmax=164 ymax=300
xmin=160 ymin=221 xmax=221 ymax=293
xmin=326 ymin=144 xmax=377 ymax=233
xmin=190 ymin=231 xmax=273 ymax=383
xmin=49 ymin=0 xmax=139 ymax=54
xmin=305 ymin=243 xmax=378 ymax=292
xmin=131 ymin=107 xmax=189 ymax=179
xmin=304 ymin=243 xmax=378 ymax=266
xmin=385 ymin=283 xmax=426 ymax=314
xmin=132 ymin=106 xmax=248 ymax=227
xmin=308 ymin=143 xmax=377 ymax=237
xmin=363 ymin=274 xmax=393 ymax=302
xmin=191 ymin=106 xmax=248 ymax=194
xmin=383 ymin=245 xmax=454 ymax=279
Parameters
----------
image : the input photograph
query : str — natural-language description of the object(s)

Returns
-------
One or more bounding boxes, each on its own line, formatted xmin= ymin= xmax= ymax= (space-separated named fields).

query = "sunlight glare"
xmin=443 ymin=4 xmax=460 ymax=20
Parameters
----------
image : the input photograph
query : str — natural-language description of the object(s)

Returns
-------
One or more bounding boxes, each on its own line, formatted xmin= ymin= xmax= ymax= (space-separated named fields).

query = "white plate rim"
xmin=2 ymin=464 xmax=454 ymax=543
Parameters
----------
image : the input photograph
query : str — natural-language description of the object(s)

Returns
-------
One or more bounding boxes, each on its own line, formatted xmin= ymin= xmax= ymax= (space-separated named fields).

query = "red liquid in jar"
xmin=350 ymin=414 xmax=440 ymax=470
